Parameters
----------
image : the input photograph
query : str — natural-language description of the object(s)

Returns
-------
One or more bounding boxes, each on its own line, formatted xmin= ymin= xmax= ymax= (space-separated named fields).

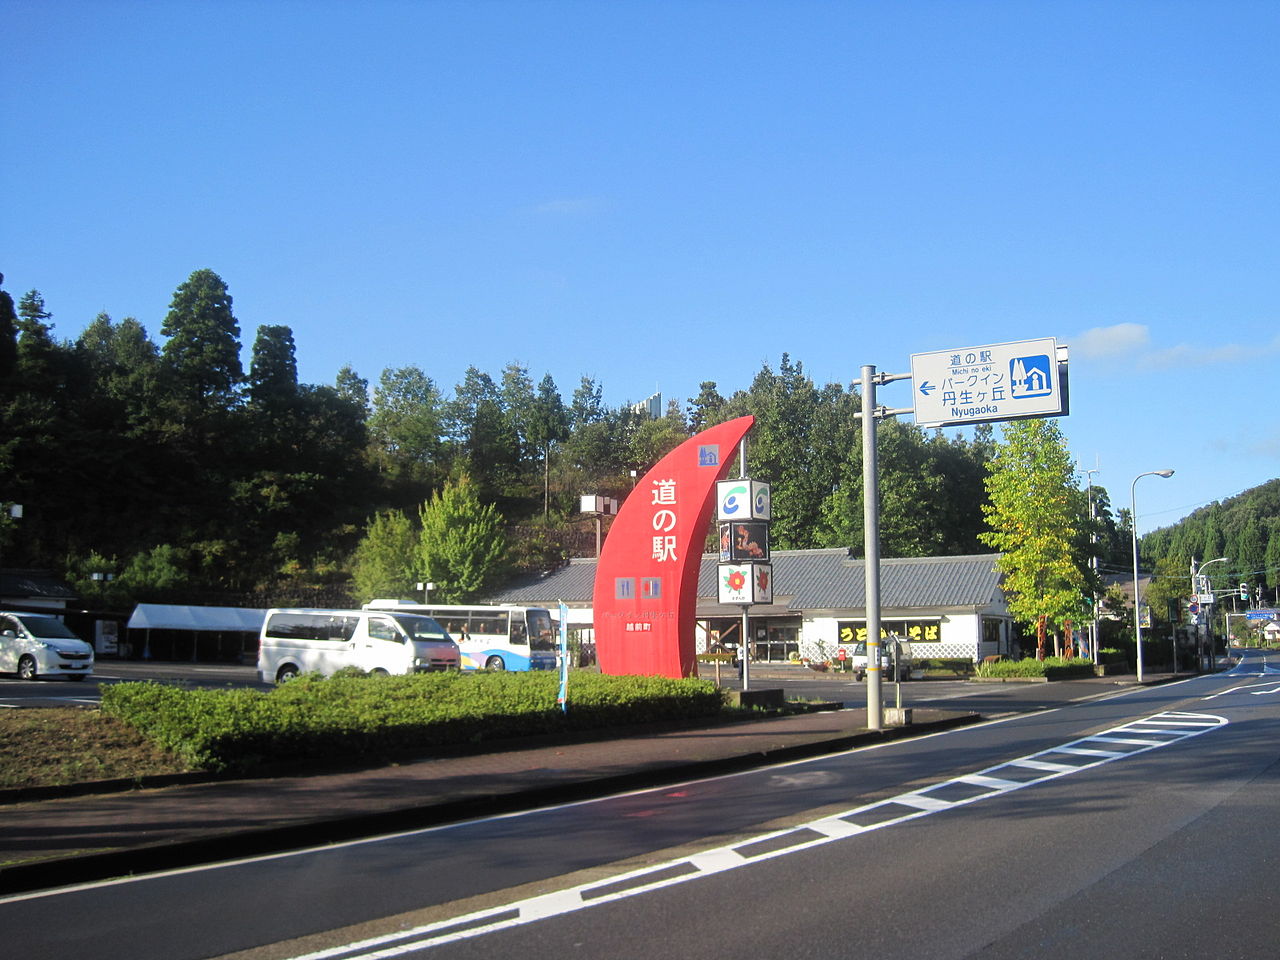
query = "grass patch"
xmin=0 ymin=708 xmax=191 ymax=790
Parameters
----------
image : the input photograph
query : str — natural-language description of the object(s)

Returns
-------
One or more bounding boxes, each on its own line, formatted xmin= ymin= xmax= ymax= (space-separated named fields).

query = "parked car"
xmin=849 ymin=638 xmax=914 ymax=681
xmin=258 ymin=608 xmax=461 ymax=683
xmin=0 ymin=611 xmax=95 ymax=680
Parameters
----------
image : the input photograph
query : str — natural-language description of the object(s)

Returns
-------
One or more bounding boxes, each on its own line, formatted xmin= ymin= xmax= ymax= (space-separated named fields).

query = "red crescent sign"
xmin=593 ymin=416 xmax=755 ymax=678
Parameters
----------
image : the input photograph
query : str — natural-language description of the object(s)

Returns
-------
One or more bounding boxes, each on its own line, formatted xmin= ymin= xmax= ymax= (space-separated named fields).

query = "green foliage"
xmin=975 ymin=657 xmax=1094 ymax=679
xmin=980 ymin=419 xmax=1090 ymax=638
xmin=1142 ymin=479 xmax=1280 ymax=595
xmin=161 ymin=268 xmax=243 ymax=410
xmin=418 ymin=474 xmax=508 ymax=602
xmin=351 ymin=510 xmax=418 ymax=603
xmin=100 ymin=673 xmax=725 ymax=773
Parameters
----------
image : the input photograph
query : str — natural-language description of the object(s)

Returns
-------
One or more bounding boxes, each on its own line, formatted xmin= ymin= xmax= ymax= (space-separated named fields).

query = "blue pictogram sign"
xmin=1010 ymin=354 xmax=1053 ymax=399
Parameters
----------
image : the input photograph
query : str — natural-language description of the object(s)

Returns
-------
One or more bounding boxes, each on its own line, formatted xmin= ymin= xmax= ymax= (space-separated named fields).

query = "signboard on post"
xmin=910 ymin=338 xmax=1067 ymax=427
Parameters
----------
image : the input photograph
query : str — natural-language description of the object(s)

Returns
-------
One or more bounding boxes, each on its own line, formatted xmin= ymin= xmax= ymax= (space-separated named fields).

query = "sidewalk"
xmin=0 ymin=705 xmax=977 ymax=896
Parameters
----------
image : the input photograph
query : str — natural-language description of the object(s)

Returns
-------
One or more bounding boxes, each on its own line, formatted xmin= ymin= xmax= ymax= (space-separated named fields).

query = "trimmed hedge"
xmin=101 ymin=672 xmax=726 ymax=774
xmin=975 ymin=657 xmax=1095 ymax=680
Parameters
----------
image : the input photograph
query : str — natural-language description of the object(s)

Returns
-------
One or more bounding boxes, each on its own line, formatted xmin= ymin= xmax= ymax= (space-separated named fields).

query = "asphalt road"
xmin=0 ymin=661 xmax=272 ymax=708
xmin=0 ymin=658 xmax=1116 ymax=713
xmin=5 ymin=651 xmax=1276 ymax=960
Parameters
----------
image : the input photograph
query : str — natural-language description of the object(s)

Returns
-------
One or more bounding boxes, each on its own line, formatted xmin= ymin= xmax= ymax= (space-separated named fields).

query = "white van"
xmin=0 ymin=611 xmax=95 ymax=680
xmin=257 ymin=608 xmax=460 ymax=684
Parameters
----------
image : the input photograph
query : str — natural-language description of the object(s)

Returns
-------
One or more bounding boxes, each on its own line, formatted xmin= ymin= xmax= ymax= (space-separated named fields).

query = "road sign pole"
xmin=862 ymin=364 xmax=883 ymax=732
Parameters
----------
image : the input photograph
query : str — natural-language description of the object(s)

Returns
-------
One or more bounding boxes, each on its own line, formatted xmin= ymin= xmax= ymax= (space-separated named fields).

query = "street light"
xmin=1131 ymin=469 xmax=1174 ymax=683
xmin=1085 ymin=466 xmax=1100 ymax=663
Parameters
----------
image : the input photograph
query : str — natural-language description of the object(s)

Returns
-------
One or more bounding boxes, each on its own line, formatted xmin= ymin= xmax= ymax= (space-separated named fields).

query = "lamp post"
xmin=1131 ymin=469 xmax=1174 ymax=683
xmin=1085 ymin=467 xmax=1100 ymax=663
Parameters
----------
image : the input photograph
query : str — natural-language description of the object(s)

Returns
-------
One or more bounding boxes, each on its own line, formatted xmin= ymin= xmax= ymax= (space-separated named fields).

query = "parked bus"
xmin=258 ymin=608 xmax=460 ymax=684
xmin=363 ymin=601 xmax=557 ymax=671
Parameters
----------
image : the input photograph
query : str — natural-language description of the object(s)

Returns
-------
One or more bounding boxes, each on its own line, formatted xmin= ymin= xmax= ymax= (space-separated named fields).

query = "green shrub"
xmin=101 ymin=672 xmax=726 ymax=774
xmin=975 ymin=657 xmax=1094 ymax=679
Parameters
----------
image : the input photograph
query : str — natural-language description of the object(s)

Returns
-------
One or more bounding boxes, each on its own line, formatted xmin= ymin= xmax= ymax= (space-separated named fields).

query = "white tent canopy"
xmin=128 ymin=604 xmax=267 ymax=632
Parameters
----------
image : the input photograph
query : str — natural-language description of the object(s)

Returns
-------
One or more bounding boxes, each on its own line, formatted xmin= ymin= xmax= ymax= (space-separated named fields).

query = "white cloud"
xmin=530 ymin=197 xmax=608 ymax=216
xmin=1071 ymin=324 xmax=1280 ymax=371
xmin=1140 ymin=342 xmax=1254 ymax=370
xmin=1072 ymin=323 xmax=1150 ymax=359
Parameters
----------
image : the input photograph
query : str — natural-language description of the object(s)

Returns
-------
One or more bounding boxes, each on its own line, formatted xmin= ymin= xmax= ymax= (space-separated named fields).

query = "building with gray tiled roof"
xmin=488 ymin=549 xmax=1012 ymax=663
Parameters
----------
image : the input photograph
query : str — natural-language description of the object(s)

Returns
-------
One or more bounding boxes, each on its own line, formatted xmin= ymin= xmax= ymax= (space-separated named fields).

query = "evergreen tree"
xmin=0 ymin=274 xmax=17 ymax=382
xmin=160 ymin=268 xmax=243 ymax=411
xmin=247 ymin=324 xmax=299 ymax=409
xmin=686 ymin=381 xmax=728 ymax=433
xmin=527 ymin=373 xmax=569 ymax=516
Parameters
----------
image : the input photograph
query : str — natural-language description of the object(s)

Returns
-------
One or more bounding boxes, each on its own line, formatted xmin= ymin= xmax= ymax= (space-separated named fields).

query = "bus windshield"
xmin=527 ymin=609 xmax=555 ymax=651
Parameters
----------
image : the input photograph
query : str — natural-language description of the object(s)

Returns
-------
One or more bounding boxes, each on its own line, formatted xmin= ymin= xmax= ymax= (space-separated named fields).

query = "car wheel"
xmin=18 ymin=656 xmax=38 ymax=681
xmin=276 ymin=664 xmax=300 ymax=683
xmin=485 ymin=655 xmax=506 ymax=671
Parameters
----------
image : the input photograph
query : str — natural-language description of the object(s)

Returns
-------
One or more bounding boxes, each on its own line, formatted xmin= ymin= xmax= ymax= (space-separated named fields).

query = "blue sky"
xmin=4 ymin=0 xmax=1277 ymax=534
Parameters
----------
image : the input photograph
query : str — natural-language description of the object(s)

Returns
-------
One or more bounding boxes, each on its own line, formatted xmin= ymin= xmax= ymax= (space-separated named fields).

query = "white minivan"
xmin=0 ymin=611 xmax=95 ymax=680
xmin=257 ymin=608 xmax=460 ymax=684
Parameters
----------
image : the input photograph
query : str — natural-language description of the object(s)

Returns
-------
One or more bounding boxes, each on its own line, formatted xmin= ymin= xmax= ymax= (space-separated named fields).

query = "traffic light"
xmin=1239 ymin=582 xmax=1249 ymax=600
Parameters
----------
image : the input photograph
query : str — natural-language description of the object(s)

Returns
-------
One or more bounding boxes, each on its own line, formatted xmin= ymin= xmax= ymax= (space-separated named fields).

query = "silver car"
xmin=0 ymin=611 xmax=95 ymax=680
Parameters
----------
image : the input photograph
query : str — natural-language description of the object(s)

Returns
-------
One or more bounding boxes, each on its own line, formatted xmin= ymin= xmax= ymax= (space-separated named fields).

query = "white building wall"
xmin=799 ymin=610 xmax=997 ymax=663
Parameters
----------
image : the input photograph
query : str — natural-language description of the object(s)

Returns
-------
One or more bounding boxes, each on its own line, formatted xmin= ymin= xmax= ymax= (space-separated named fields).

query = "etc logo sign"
xmin=719 ymin=480 xmax=771 ymax=520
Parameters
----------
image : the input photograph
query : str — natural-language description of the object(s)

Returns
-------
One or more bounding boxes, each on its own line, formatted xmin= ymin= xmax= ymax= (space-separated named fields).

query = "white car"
xmin=849 ymin=638 xmax=915 ymax=682
xmin=0 ymin=611 xmax=95 ymax=680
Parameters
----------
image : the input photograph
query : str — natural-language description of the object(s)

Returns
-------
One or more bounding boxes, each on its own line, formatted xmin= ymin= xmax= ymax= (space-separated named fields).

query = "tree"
xmin=980 ymin=419 xmax=1090 ymax=657
xmin=160 ymin=268 xmax=243 ymax=411
xmin=527 ymin=373 xmax=569 ymax=516
xmin=350 ymin=510 xmax=419 ymax=603
xmin=367 ymin=365 xmax=446 ymax=484
xmin=447 ymin=367 xmax=519 ymax=502
xmin=247 ymin=325 xmax=299 ymax=409
xmin=0 ymin=274 xmax=16 ymax=382
xmin=686 ymin=381 xmax=728 ymax=433
xmin=417 ymin=474 xmax=507 ymax=602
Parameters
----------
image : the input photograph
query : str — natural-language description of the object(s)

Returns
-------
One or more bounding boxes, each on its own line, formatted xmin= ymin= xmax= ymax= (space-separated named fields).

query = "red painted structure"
xmin=593 ymin=416 xmax=755 ymax=678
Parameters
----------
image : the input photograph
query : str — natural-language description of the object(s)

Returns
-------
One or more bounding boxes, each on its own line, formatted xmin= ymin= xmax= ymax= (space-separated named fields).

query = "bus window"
xmin=469 ymin=610 xmax=510 ymax=639
xmin=510 ymin=618 xmax=527 ymax=645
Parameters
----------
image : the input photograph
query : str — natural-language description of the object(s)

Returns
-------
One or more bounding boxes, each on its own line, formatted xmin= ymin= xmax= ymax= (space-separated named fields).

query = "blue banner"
xmin=557 ymin=601 xmax=569 ymax=713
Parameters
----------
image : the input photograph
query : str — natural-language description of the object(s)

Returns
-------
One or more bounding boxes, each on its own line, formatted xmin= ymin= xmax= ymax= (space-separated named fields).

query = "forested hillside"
xmin=1142 ymin=479 xmax=1280 ymax=598
xmin=1 ymin=268 xmax=1006 ymax=608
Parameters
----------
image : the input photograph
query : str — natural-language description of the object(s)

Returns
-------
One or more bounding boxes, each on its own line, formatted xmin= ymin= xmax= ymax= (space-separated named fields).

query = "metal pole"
xmin=862 ymin=364 xmax=883 ymax=731
xmin=1131 ymin=469 xmax=1174 ymax=683
xmin=1086 ymin=467 xmax=1100 ymax=664
xmin=1131 ymin=478 xmax=1145 ymax=683
xmin=739 ymin=436 xmax=750 ymax=692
